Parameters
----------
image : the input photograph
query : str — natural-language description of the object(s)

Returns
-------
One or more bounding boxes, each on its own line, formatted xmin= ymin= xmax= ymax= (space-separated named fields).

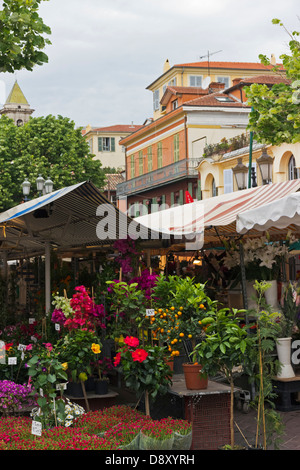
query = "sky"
xmin=0 ymin=0 xmax=299 ymax=129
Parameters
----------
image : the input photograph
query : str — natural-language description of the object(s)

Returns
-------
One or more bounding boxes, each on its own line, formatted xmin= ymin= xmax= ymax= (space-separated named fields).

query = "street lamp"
xmin=44 ymin=177 xmax=54 ymax=194
xmin=232 ymin=158 xmax=248 ymax=190
xmin=257 ymin=148 xmax=274 ymax=185
xmin=21 ymin=178 xmax=31 ymax=201
xmin=36 ymin=174 xmax=45 ymax=196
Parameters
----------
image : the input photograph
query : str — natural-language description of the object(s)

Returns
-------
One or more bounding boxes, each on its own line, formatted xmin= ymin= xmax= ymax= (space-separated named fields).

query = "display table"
xmin=64 ymin=390 xmax=119 ymax=412
xmin=272 ymin=375 xmax=300 ymax=411
xmin=169 ymin=375 xmax=236 ymax=450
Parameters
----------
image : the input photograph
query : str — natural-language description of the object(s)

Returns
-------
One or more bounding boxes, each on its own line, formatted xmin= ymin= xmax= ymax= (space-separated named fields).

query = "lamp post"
xmin=257 ymin=148 xmax=274 ymax=185
xmin=22 ymin=175 xmax=54 ymax=200
xmin=21 ymin=178 xmax=31 ymax=201
xmin=232 ymin=158 xmax=248 ymax=190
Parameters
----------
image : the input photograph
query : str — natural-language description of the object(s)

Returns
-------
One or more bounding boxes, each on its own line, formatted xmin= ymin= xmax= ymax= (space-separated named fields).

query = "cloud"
xmin=0 ymin=0 xmax=299 ymax=127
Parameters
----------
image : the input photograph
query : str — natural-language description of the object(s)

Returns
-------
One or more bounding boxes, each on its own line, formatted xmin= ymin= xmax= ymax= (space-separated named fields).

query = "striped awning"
xmin=135 ymin=180 xmax=300 ymax=247
xmin=0 ymin=181 xmax=144 ymax=259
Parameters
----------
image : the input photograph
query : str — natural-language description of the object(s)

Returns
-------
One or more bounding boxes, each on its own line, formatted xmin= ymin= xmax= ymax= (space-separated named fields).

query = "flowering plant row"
xmin=0 ymin=405 xmax=192 ymax=450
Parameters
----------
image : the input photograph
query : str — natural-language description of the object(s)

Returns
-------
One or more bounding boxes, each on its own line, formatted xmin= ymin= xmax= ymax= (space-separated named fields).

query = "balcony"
xmin=116 ymin=158 xmax=199 ymax=197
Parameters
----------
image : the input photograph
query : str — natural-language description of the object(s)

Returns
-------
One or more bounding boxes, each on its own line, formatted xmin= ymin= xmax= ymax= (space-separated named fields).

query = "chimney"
xmin=270 ymin=54 xmax=276 ymax=66
xmin=163 ymin=59 xmax=170 ymax=73
xmin=208 ymin=82 xmax=226 ymax=93
xmin=232 ymin=78 xmax=243 ymax=87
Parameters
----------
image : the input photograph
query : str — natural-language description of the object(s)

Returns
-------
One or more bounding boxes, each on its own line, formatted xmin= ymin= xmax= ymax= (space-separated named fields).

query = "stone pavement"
xmin=234 ymin=406 xmax=300 ymax=450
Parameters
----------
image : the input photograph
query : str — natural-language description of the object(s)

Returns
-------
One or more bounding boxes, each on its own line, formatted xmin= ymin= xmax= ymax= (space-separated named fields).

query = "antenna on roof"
xmin=199 ymin=50 xmax=222 ymax=76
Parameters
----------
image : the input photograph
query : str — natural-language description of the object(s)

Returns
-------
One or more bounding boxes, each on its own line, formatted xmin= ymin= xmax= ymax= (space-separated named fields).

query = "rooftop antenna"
xmin=199 ymin=50 xmax=222 ymax=76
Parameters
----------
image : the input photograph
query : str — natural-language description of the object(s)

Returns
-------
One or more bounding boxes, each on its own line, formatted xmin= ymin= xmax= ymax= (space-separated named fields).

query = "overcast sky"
xmin=0 ymin=0 xmax=299 ymax=129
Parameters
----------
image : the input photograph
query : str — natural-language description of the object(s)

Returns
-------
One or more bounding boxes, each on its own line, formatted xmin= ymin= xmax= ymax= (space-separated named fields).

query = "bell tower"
xmin=0 ymin=80 xmax=34 ymax=126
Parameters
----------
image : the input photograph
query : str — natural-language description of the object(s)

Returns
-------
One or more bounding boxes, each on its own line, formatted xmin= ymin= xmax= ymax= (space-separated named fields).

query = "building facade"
xmin=82 ymin=124 xmax=142 ymax=171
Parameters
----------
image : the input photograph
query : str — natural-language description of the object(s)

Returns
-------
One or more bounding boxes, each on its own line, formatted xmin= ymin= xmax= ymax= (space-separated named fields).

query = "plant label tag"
xmin=56 ymin=383 xmax=67 ymax=391
xmin=30 ymin=336 xmax=37 ymax=343
xmin=55 ymin=323 xmax=60 ymax=331
xmin=8 ymin=357 xmax=17 ymax=365
xmin=18 ymin=344 xmax=26 ymax=351
xmin=29 ymin=318 xmax=35 ymax=324
xmin=146 ymin=309 xmax=155 ymax=316
xmin=31 ymin=421 xmax=42 ymax=436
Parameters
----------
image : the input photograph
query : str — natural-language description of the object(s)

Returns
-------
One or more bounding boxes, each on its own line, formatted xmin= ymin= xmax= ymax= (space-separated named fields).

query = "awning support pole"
xmin=239 ymin=241 xmax=248 ymax=317
xmin=45 ymin=242 xmax=51 ymax=315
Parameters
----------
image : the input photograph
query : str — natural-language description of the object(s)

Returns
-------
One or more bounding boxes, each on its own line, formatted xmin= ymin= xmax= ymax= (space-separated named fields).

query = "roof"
xmin=134 ymin=180 xmax=300 ymax=247
xmin=83 ymin=124 xmax=143 ymax=135
xmin=226 ymin=74 xmax=291 ymax=92
xmin=103 ymin=173 xmax=124 ymax=191
xmin=5 ymin=81 xmax=29 ymax=105
xmin=173 ymin=61 xmax=284 ymax=71
xmin=182 ymin=91 xmax=249 ymax=108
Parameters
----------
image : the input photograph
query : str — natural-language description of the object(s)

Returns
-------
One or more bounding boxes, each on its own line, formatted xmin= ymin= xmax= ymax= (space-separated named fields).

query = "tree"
xmin=0 ymin=0 xmax=51 ymax=73
xmin=245 ymin=19 xmax=300 ymax=145
xmin=0 ymin=114 xmax=106 ymax=211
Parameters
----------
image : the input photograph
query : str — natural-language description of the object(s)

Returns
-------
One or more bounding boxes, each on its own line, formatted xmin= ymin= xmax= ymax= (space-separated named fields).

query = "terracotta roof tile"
xmin=103 ymin=173 xmax=124 ymax=191
xmin=84 ymin=124 xmax=143 ymax=134
xmin=174 ymin=61 xmax=284 ymax=70
xmin=183 ymin=91 xmax=249 ymax=108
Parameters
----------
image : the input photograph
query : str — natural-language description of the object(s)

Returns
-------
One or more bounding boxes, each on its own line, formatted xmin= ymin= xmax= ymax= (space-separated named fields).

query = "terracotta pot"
xmin=165 ymin=358 xmax=174 ymax=371
xmin=182 ymin=363 xmax=208 ymax=390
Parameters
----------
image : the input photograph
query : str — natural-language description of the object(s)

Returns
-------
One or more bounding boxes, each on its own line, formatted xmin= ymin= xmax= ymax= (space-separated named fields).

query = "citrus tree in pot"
xmin=192 ymin=307 xmax=254 ymax=448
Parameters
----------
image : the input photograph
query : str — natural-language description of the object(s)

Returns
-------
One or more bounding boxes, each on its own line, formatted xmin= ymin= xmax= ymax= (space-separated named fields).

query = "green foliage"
xmin=0 ymin=0 xmax=51 ymax=73
xmin=26 ymin=343 xmax=68 ymax=428
xmin=245 ymin=19 xmax=300 ymax=144
xmin=0 ymin=114 xmax=106 ymax=211
xmin=56 ymin=329 xmax=101 ymax=383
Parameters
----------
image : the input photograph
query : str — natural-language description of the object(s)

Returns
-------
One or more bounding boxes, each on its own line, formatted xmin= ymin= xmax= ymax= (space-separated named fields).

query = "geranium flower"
xmin=131 ymin=349 xmax=148 ymax=363
xmin=113 ymin=352 xmax=121 ymax=367
xmin=124 ymin=336 xmax=139 ymax=348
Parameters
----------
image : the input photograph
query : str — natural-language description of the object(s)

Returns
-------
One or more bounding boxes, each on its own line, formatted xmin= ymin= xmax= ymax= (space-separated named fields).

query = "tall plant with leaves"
xmin=193 ymin=307 xmax=254 ymax=448
xmin=250 ymin=281 xmax=284 ymax=449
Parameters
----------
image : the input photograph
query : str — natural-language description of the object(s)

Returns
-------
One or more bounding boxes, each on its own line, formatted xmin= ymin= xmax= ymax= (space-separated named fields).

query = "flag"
xmin=185 ymin=191 xmax=194 ymax=203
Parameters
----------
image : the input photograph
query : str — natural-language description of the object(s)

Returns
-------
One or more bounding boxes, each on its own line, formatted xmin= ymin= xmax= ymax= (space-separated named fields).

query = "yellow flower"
xmin=62 ymin=362 xmax=68 ymax=371
xmin=91 ymin=343 xmax=101 ymax=354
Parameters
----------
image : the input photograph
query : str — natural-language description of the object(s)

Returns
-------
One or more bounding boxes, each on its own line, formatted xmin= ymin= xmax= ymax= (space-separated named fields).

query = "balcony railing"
xmin=116 ymin=158 xmax=199 ymax=197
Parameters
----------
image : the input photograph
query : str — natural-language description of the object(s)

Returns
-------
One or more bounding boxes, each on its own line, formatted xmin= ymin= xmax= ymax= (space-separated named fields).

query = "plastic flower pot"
xmin=95 ymin=379 xmax=108 ymax=395
xmin=66 ymin=381 xmax=84 ymax=398
xmin=182 ymin=363 xmax=208 ymax=390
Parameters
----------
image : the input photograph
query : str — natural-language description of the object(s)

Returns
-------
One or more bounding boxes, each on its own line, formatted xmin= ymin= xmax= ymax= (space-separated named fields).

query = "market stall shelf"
xmin=169 ymin=375 xmax=238 ymax=450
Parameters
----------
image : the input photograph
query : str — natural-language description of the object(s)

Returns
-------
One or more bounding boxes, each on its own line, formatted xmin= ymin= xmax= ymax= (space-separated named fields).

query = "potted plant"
xmin=26 ymin=342 xmax=68 ymax=429
xmin=92 ymin=352 xmax=113 ymax=396
xmin=249 ymin=281 xmax=285 ymax=450
xmin=192 ymin=307 xmax=254 ymax=448
xmin=276 ymin=282 xmax=298 ymax=378
xmin=114 ymin=335 xmax=172 ymax=416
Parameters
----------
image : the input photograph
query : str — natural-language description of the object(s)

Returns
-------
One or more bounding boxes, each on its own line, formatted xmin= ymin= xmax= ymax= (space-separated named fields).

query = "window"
xmin=223 ymin=169 xmax=233 ymax=193
xmin=98 ymin=137 xmax=115 ymax=152
xmin=168 ymin=77 xmax=177 ymax=86
xmin=172 ymin=100 xmax=178 ymax=110
xmin=189 ymin=75 xmax=202 ymax=87
xmin=139 ymin=150 xmax=143 ymax=175
xmin=212 ymin=178 xmax=218 ymax=197
xmin=130 ymin=155 xmax=135 ymax=179
xmin=153 ymin=90 xmax=160 ymax=111
xmin=147 ymin=146 xmax=153 ymax=172
xmin=216 ymin=76 xmax=230 ymax=88
xmin=157 ymin=142 xmax=163 ymax=169
xmin=288 ymin=155 xmax=300 ymax=180
xmin=174 ymin=134 xmax=180 ymax=162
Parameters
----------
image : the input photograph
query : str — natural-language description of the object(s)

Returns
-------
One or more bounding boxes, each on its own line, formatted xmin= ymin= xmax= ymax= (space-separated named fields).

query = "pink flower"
xmin=43 ymin=343 xmax=53 ymax=352
xmin=124 ymin=336 xmax=139 ymax=348
xmin=114 ymin=352 xmax=121 ymax=367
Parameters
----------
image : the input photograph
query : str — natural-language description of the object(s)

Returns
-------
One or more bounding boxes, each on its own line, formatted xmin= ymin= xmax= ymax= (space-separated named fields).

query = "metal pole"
xmin=248 ymin=130 xmax=253 ymax=189
xmin=45 ymin=242 xmax=51 ymax=315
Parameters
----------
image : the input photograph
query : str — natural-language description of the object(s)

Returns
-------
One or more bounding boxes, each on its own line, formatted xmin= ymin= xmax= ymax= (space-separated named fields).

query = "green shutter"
xmin=188 ymin=182 xmax=193 ymax=198
xmin=147 ymin=146 xmax=153 ymax=172
xmin=179 ymin=190 xmax=184 ymax=205
xmin=197 ymin=180 xmax=201 ymax=200
xmin=157 ymin=142 xmax=163 ymax=168
xmin=111 ymin=137 xmax=115 ymax=152
xmin=139 ymin=150 xmax=143 ymax=175
xmin=174 ymin=134 xmax=179 ymax=162
xmin=98 ymin=137 xmax=102 ymax=152
xmin=171 ymin=192 xmax=174 ymax=206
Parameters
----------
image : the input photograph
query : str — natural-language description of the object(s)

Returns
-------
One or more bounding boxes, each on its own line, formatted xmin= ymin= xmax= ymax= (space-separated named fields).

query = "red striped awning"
xmin=135 ymin=180 xmax=300 ymax=246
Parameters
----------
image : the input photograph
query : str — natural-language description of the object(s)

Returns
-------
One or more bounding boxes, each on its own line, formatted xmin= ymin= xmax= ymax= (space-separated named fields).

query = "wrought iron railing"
xmin=116 ymin=158 xmax=199 ymax=197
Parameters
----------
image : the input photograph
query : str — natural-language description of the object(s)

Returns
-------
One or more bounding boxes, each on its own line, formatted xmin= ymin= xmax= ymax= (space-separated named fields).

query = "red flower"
xmin=131 ymin=349 xmax=148 ymax=363
xmin=114 ymin=352 xmax=121 ymax=367
xmin=124 ymin=336 xmax=139 ymax=348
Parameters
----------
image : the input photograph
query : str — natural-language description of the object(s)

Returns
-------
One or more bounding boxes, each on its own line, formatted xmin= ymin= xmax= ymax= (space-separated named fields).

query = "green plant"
xmin=106 ymin=281 xmax=145 ymax=338
xmin=114 ymin=335 xmax=172 ymax=416
xmin=26 ymin=342 xmax=68 ymax=429
xmin=57 ymin=329 xmax=101 ymax=383
xmin=193 ymin=307 xmax=253 ymax=448
xmin=250 ymin=281 xmax=284 ymax=450
xmin=279 ymin=282 xmax=298 ymax=337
